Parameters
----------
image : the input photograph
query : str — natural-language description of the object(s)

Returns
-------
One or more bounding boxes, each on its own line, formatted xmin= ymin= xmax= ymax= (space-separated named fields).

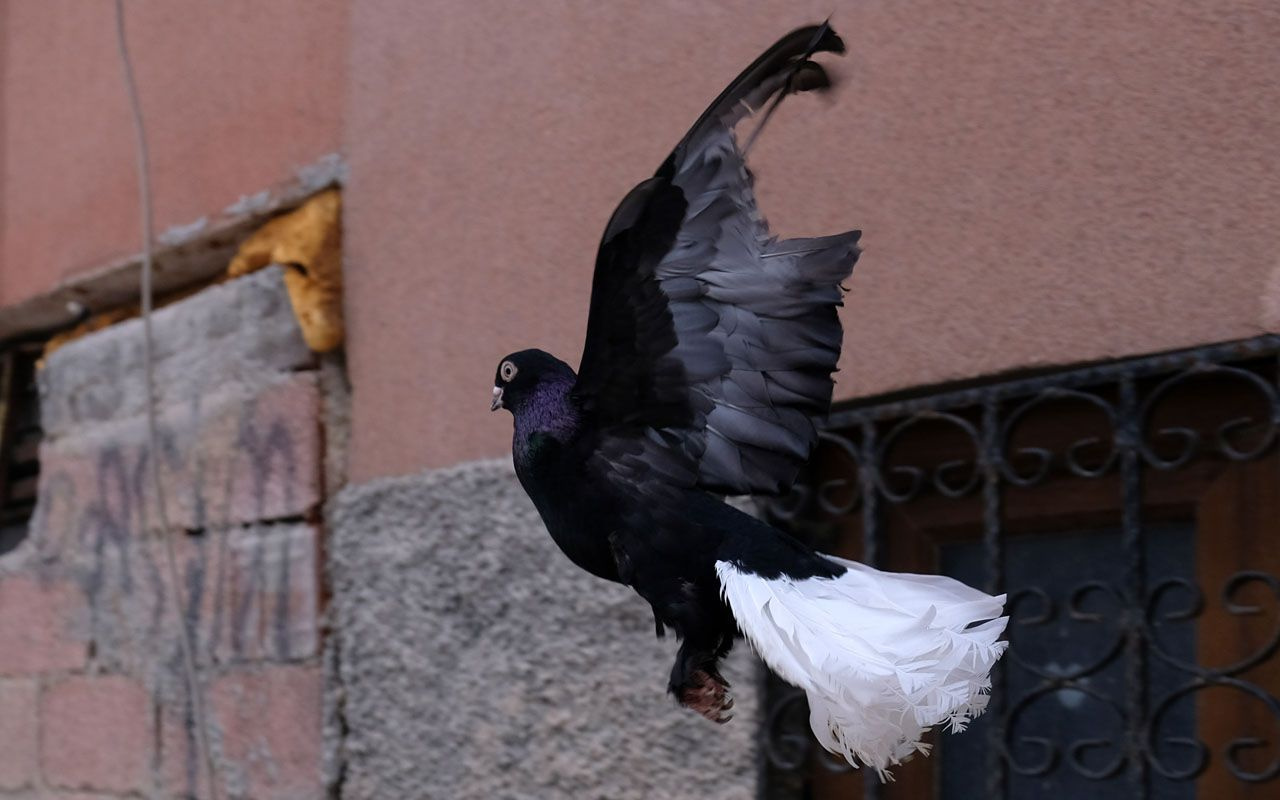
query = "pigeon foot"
xmin=679 ymin=669 xmax=733 ymax=724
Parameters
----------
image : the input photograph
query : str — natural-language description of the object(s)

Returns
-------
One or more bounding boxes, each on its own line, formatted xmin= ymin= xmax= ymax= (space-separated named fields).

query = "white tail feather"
xmin=716 ymin=557 xmax=1008 ymax=779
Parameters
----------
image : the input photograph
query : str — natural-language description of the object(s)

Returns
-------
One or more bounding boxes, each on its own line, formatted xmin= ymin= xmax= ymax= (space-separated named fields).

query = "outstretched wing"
xmin=574 ymin=23 xmax=860 ymax=496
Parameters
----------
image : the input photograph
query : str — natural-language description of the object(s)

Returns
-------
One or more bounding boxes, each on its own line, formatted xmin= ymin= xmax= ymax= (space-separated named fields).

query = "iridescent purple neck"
xmin=513 ymin=374 xmax=580 ymax=458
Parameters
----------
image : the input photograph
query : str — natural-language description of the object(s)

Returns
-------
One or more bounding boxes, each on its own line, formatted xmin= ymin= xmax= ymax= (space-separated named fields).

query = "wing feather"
xmin=576 ymin=23 xmax=859 ymax=496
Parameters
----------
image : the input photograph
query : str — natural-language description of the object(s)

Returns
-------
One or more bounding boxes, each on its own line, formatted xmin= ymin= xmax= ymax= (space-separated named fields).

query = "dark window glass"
xmin=940 ymin=525 xmax=1196 ymax=800
xmin=0 ymin=346 xmax=41 ymax=557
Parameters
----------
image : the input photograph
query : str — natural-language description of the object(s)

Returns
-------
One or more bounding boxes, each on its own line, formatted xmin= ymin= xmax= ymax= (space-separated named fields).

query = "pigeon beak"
xmin=490 ymin=386 xmax=504 ymax=412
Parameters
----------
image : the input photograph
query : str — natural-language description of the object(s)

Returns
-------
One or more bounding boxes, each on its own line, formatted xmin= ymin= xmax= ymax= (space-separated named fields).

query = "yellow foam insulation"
xmin=41 ymin=189 xmax=344 ymax=366
xmin=228 ymin=189 xmax=343 ymax=353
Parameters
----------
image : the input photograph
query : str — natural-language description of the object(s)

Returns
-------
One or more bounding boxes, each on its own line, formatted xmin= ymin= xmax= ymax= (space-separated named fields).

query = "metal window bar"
xmin=0 ymin=345 xmax=42 ymax=555
xmin=761 ymin=334 xmax=1280 ymax=800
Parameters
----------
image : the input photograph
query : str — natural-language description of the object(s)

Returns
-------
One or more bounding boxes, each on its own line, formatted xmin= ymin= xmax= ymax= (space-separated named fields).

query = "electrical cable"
xmin=113 ymin=3 xmax=223 ymax=797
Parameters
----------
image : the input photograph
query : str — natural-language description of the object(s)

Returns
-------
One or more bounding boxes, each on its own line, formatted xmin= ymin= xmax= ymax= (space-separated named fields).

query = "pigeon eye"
xmin=500 ymin=361 xmax=518 ymax=382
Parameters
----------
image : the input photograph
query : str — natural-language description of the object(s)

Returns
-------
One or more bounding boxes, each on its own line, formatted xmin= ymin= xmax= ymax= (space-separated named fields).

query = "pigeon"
xmin=491 ymin=23 xmax=1008 ymax=776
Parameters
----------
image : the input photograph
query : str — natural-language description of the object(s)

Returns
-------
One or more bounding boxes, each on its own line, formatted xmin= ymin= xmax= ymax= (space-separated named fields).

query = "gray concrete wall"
xmin=327 ymin=458 xmax=761 ymax=800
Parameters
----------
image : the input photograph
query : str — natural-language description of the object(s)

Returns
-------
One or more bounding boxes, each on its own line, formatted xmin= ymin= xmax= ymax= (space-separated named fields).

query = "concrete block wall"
xmin=0 ymin=268 xmax=334 ymax=800
xmin=2 ymin=264 xmax=763 ymax=799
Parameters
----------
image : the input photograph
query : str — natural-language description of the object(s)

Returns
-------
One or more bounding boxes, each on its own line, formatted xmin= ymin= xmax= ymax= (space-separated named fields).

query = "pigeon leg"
xmin=665 ymin=605 xmax=736 ymax=724
xmin=671 ymin=649 xmax=734 ymax=724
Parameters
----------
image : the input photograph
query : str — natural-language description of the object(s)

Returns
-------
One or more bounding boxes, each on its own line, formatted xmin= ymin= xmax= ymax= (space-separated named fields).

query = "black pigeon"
xmin=492 ymin=23 xmax=1007 ymax=776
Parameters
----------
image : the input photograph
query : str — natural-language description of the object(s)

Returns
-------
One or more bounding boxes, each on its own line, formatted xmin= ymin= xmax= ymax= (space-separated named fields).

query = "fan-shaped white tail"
xmin=715 ymin=556 xmax=1007 ymax=779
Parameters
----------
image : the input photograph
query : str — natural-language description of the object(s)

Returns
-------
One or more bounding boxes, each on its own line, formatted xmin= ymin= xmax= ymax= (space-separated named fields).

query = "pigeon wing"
xmin=574 ymin=23 xmax=860 ymax=496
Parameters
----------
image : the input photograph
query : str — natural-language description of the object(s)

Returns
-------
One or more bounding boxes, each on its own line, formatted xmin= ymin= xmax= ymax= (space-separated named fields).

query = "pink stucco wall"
xmin=0 ymin=0 xmax=348 ymax=308
xmin=342 ymin=0 xmax=1280 ymax=479
xmin=3 ymin=2 xmax=1279 ymax=482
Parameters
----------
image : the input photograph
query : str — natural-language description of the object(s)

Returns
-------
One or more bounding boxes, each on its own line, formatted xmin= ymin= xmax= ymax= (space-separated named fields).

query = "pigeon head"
xmin=490 ymin=349 xmax=576 ymax=415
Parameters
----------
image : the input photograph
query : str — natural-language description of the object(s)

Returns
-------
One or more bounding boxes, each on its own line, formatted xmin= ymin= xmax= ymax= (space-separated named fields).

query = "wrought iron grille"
xmin=0 ymin=344 xmax=41 ymax=556
xmin=761 ymin=335 xmax=1280 ymax=800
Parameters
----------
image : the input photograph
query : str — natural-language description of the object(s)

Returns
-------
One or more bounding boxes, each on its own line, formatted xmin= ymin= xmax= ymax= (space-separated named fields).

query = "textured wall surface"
xmin=1 ymin=269 xmax=332 ymax=799
xmin=342 ymin=0 xmax=1280 ymax=478
xmin=327 ymin=459 xmax=761 ymax=800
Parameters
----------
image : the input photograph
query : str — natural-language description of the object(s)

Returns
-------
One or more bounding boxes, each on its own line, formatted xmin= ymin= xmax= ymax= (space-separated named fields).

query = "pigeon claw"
xmin=678 ymin=669 xmax=734 ymax=724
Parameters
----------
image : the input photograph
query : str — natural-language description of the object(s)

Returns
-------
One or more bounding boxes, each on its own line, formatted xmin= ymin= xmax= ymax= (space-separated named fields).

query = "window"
xmin=763 ymin=335 xmax=1280 ymax=800
xmin=0 ymin=344 xmax=41 ymax=556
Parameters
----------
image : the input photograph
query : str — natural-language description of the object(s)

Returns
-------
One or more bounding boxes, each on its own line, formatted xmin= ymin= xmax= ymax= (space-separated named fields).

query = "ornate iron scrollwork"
xmin=762 ymin=336 xmax=1280 ymax=800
